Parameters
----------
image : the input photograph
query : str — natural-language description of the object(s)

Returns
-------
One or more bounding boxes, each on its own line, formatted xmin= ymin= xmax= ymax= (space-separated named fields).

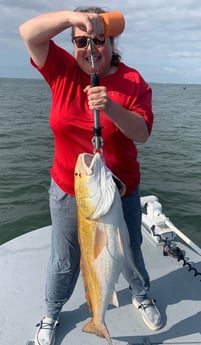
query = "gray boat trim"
xmin=0 ymin=197 xmax=201 ymax=345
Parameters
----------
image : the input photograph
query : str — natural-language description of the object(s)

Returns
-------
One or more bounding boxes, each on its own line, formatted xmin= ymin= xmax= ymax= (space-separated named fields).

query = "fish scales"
xmin=74 ymin=152 xmax=136 ymax=345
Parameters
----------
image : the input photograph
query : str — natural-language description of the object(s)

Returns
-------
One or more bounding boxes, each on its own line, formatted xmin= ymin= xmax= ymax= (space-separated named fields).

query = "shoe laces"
xmin=36 ymin=318 xmax=59 ymax=330
xmin=138 ymin=299 xmax=156 ymax=310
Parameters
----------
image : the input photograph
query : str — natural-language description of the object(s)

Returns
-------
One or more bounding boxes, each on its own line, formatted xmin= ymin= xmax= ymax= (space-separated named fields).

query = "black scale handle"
xmin=90 ymin=73 xmax=102 ymax=151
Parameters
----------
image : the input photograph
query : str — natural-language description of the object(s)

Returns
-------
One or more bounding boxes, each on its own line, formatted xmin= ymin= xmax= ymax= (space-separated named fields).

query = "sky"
xmin=1 ymin=0 xmax=201 ymax=84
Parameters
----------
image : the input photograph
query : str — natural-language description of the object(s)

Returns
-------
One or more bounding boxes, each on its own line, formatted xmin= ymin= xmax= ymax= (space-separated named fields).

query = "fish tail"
xmin=82 ymin=318 xmax=113 ymax=345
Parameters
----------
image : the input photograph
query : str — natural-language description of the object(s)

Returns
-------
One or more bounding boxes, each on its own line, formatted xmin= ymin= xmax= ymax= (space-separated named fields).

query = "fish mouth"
xmin=80 ymin=152 xmax=126 ymax=196
xmin=80 ymin=152 xmax=99 ymax=175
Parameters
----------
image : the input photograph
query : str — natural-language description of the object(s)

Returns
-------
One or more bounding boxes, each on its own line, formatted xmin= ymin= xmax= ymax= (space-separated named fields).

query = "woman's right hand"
xmin=70 ymin=12 xmax=105 ymax=36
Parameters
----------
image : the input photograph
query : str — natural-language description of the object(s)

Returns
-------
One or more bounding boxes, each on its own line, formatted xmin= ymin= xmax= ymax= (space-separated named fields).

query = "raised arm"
xmin=19 ymin=11 xmax=104 ymax=67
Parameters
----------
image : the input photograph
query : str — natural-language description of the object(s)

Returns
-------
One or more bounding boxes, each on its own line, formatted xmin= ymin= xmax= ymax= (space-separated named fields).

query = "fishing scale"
xmin=89 ymin=12 xmax=125 ymax=154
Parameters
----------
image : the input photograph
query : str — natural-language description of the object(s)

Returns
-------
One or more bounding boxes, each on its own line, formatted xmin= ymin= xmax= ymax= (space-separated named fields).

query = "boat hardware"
xmin=141 ymin=196 xmax=201 ymax=255
xmin=163 ymin=242 xmax=201 ymax=281
xmin=141 ymin=196 xmax=201 ymax=282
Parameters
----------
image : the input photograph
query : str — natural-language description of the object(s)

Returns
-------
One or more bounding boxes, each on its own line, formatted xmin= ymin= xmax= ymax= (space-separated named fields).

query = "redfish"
xmin=74 ymin=152 xmax=137 ymax=345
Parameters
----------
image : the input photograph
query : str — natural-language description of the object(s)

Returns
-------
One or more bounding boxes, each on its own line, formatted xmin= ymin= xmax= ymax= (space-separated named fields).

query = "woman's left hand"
xmin=84 ymin=85 xmax=111 ymax=111
xmin=84 ymin=84 xmax=149 ymax=143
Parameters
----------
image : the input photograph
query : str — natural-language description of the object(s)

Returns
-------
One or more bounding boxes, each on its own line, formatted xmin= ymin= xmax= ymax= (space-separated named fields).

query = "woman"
xmin=19 ymin=6 xmax=162 ymax=345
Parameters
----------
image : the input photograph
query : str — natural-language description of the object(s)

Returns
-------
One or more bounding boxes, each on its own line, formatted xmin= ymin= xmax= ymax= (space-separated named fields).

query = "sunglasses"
xmin=73 ymin=36 xmax=106 ymax=49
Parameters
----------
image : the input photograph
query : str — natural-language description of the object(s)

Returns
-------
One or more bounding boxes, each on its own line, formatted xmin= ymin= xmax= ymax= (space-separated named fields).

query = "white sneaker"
xmin=132 ymin=298 xmax=162 ymax=331
xmin=34 ymin=317 xmax=59 ymax=345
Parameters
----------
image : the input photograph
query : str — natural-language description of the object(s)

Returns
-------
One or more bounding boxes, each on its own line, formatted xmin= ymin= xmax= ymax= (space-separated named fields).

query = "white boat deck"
xmin=0 ymin=225 xmax=201 ymax=345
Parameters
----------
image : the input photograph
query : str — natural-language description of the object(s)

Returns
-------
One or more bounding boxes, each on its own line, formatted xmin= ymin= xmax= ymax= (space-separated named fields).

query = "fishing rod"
xmin=88 ymin=12 xmax=125 ymax=154
xmin=89 ymin=37 xmax=103 ymax=153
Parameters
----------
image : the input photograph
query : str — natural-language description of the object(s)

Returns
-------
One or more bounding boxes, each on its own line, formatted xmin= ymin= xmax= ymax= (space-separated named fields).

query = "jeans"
xmin=121 ymin=188 xmax=150 ymax=300
xmin=45 ymin=179 xmax=150 ymax=320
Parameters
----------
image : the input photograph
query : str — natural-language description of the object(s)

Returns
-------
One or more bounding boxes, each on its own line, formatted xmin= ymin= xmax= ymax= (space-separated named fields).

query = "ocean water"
xmin=0 ymin=78 xmax=200 ymax=247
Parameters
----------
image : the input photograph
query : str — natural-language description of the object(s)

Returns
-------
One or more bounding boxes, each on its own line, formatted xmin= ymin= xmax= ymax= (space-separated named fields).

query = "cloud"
xmin=173 ymin=51 xmax=201 ymax=60
xmin=1 ymin=0 xmax=201 ymax=83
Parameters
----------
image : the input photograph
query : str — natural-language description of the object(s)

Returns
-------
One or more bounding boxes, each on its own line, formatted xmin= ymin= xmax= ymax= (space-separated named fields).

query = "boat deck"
xmin=0 ymin=225 xmax=201 ymax=345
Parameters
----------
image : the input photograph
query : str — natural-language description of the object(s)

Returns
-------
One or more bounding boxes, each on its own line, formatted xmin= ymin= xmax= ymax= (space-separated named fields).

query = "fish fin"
xmin=82 ymin=319 xmax=113 ymax=345
xmin=117 ymin=228 xmax=124 ymax=256
xmin=110 ymin=290 xmax=119 ymax=307
xmin=94 ymin=225 xmax=106 ymax=259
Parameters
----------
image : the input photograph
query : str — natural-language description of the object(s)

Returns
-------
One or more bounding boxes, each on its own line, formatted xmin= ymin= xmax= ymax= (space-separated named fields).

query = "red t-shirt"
xmin=31 ymin=40 xmax=154 ymax=196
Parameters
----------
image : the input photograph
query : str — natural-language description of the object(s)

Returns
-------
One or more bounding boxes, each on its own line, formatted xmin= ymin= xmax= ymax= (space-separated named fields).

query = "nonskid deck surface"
xmin=0 ymin=226 xmax=200 ymax=345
